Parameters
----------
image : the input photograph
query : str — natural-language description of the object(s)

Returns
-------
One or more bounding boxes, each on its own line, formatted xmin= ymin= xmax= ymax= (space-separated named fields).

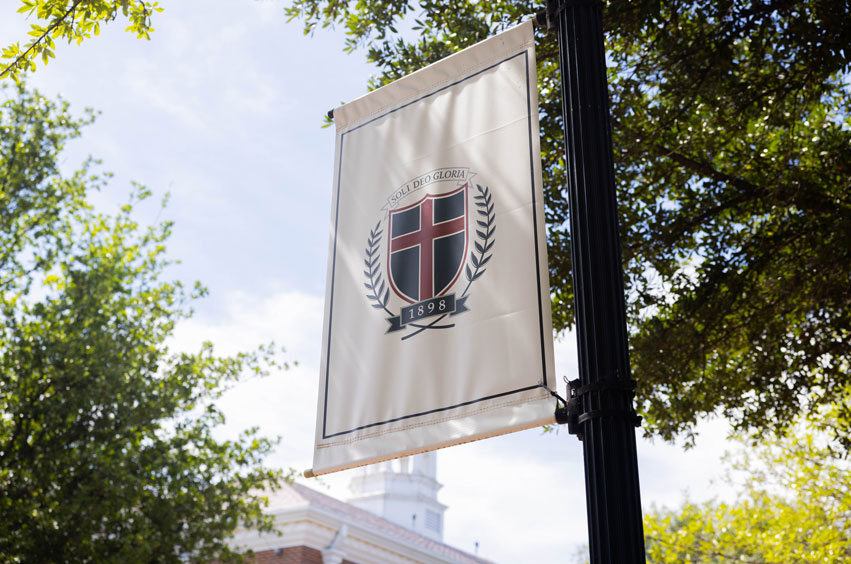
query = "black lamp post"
xmin=544 ymin=0 xmax=647 ymax=561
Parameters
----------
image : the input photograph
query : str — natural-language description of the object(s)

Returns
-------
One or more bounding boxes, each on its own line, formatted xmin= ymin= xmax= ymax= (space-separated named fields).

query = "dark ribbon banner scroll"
xmin=386 ymin=294 xmax=470 ymax=332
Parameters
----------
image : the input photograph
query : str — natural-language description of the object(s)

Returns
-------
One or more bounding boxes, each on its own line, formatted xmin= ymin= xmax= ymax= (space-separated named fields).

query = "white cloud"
xmin=170 ymin=291 xmax=322 ymax=474
xmin=119 ymin=59 xmax=215 ymax=135
xmin=439 ymin=430 xmax=588 ymax=562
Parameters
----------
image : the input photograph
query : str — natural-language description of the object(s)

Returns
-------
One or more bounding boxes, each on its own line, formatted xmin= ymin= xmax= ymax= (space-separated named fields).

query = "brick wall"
xmin=245 ymin=546 xmax=358 ymax=564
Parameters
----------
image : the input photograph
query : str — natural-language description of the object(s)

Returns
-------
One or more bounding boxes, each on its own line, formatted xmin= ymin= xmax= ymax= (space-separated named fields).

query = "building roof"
xmin=290 ymin=483 xmax=493 ymax=564
xmin=232 ymin=481 xmax=495 ymax=564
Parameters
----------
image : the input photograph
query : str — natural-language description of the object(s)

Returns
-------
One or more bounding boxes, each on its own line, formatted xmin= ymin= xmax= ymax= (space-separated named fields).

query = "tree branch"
xmin=1 ymin=0 xmax=85 ymax=79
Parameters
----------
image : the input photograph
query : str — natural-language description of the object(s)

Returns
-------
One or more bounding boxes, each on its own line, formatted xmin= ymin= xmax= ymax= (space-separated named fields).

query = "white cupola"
xmin=346 ymin=452 xmax=447 ymax=542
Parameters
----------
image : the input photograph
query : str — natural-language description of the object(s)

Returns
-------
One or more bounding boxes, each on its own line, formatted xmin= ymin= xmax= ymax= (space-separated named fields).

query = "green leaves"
xmin=0 ymin=85 xmax=284 ymax=563
xmin=606 ymin=0 xmax=851 ymax=446
xmin=644 ymin=424 xmax=851 ymax=563
xmin=2 ymin=1 xmax=164 ymax=81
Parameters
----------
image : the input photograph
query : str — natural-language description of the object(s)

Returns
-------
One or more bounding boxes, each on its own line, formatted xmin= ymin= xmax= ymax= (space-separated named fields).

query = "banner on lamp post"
xmin=309 ymin=20 xmax=555 ymax=477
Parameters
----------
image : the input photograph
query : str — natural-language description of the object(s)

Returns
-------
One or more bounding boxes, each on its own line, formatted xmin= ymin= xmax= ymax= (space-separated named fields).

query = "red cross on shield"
xmin=387 ymin=184 xmax=469 ymax=304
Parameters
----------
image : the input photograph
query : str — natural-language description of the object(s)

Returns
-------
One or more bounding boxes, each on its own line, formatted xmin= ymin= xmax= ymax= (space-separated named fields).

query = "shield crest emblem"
xmin=387 ymin=184 xmax=469 ymax=304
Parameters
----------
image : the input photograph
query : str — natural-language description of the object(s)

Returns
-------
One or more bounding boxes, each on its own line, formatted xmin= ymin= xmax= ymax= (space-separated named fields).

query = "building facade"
xmin=231 ymin=455 xmax=491 ymax=564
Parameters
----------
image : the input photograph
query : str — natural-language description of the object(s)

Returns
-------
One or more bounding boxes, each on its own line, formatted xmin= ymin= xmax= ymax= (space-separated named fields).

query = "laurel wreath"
xmin=364 ymin=221 xmax=392 ymax=315
xmin=462 ymin=184 xmax=495 ymax=297
xmin=363 ymin=184 xmax=496 ymax=339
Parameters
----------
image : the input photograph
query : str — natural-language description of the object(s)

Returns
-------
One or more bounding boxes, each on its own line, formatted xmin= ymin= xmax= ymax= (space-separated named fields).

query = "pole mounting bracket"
xmin=564 ymin=376 xmax=642 ymax=441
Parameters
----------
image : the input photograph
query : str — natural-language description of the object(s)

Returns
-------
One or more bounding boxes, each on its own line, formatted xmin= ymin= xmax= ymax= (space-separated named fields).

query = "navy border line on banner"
xmin=323 ymin=49 xmax=548 ymax=440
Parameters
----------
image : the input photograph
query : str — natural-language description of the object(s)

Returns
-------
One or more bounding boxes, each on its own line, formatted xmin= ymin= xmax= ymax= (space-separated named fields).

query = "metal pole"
xmin=548 ymin=0 xmax=647 ymax=561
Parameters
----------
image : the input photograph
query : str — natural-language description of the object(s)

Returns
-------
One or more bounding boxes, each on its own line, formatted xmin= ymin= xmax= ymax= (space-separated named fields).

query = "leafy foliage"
xmin=285 ymin=0 xmax=851 ymax=448
xmin=2 ymin=0 xmax=162 ymax=80
xmin=606 ymin=0 xmax=851 ymax=448
xmin=0 ymin=84 xmax=284 ymax=563
xmin=644 ymin=423 xmax=851 ymax=563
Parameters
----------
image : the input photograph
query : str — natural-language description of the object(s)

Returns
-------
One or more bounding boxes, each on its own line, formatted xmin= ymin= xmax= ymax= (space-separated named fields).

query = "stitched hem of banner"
xmin=336 ymin=33 xmax=535 ymax=132
xmin=316 ymin=393 xmax=548 ymax=448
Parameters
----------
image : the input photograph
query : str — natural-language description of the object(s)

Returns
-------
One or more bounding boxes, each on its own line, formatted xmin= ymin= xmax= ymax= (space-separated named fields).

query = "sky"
xmin=2 ymin=2 xmax=738 ymax=562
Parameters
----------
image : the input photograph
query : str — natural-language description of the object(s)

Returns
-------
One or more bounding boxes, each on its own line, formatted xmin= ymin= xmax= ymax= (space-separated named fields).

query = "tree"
xmin=1 ymin=0 xmax=161 ymax=81
xmin=283 ymin=0 xmax=851 ymax=448
xmin=0 ymin=83 xmax=284 ymax=562
xmin=643 ymin=422 xmax=851 ymax=563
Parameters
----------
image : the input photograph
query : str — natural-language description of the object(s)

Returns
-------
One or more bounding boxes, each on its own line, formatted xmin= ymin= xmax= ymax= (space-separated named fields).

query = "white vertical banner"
xmin=309 ymin=21 xmax=555 ymax=477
